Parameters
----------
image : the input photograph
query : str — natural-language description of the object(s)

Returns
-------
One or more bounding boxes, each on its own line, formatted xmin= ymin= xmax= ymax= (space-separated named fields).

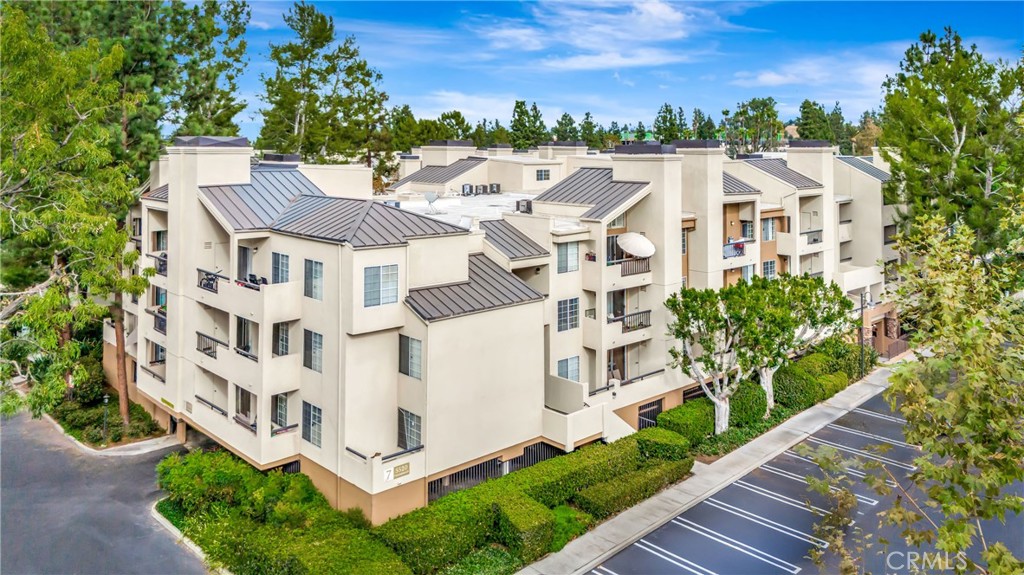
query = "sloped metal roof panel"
xmin=837 ymin=156 xmax=891 ymax=182
xmin=480 ymin=220 xmax=549 ymax=261
xmin=199 ymin=169 xmax=324 ymax=230
xmin=405 ymin=254 xmax=544 ymax=321
xmin=388 ymin=156 xmax=488 ymax=189
xmin=534 ymin=168 xmax=649 ymax=220
xmin=722 ymin=172 xmax=760 ymax=195
xmin=142 ymin=184 xmax=169 ymax=202
xmin=744 ymin=158 xmax=823 ymax=189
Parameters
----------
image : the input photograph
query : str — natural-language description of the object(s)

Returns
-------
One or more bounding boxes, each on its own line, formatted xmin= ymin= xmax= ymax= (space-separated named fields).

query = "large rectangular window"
xmin=364 ymin=264 xmax=399 ymax=307
xmin=762 ymin=259 xmax=777 ymax=280
xmin=303 ymin=329 xmax=323 ymax=373
xmin=741 ymin=220 xmax=755 ymax=240
xmin=398 ymin=408 xmax=422 ymax=449
xmin=399 ymin=335 xmax=422 ymax=380
xmin=536 ymin=169 xmax=550 ymax=181
xmin=762 ymin=218 xmax=776 ymax=241
xmin=272 ymin=322 xmax=289 ymax=356
xmin=151 ymin=343 xmax=166 ymax=363
xmin=303 ymin=259 xmax=323 ymax=300
xmin=557 ymin=298 xmax=579 ymax=332
xmin=272 ymin=253 xmax=289 ymax=284
xmin=557 ymin=356 xmax=580 ymax=382
xmin=153 ymin=230 xmax=168 ymax=251
xmin=302 ymin=401 xmax=322 ymax=447
xmin=271 ymin=394 xmax=288 ymax=427
xmin=556 ymin=242 xmax=579 ymax=273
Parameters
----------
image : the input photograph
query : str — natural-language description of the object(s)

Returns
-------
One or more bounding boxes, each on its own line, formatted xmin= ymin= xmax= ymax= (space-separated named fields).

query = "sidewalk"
xmin=519 ymin=365 xmax=896 ymax=575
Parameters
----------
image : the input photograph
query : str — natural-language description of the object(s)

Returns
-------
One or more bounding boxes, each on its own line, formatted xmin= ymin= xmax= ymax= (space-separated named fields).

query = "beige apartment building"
xmin=103 ymin=137 xmax=899 ymax=524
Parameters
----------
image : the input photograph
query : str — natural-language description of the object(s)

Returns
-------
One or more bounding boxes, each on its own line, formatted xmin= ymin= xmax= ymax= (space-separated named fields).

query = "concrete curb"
xmin=520 ymin=365 xmax=896 ymax=575
xmin=150 ymin=499 xmax=232 ymax=575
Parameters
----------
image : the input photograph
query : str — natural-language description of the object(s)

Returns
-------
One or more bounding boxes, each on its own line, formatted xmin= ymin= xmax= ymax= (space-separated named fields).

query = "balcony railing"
xmin=839 ymin=219 xmax=853 ymax=225
xmin=272 ymin=423 xmax=299 ymax=437
xmin=840 ymin=256 xmax=853 ymax=263
xmin=197 ymin=268 xmax=229 ymax=293
xmin=147 ymin=253 xmax=168 ymax=276
xmin=801 ymin=229 xmax=824 ymax=245
xmin=235 ymin=346 xmax=258 ymax=362
xmin=139 ymin=365 xmax=165 ymax=383
xmin=382 ymin=444 xmax=424 ymax=462
xmin=233 ymin=414 xmax=257 ymax=433
xmin=620 ymin=368 xmax=666 ymax=386
xmin=195 ymin=394 xmax=227 ymax=416
xmin=610 ymin=257 xmax=651 ymax=276
xmin=808 ymin=271 xmax=824 ymax=278
xmin=618 ymin=310 xmax=652 ymax=333
xmin=723 ymin=241 xmax=747 ymax=259
xmin=196 ymin=332 xmax=228 ymax=358
xmin=236 ymin=274 xmax=268 ymax=291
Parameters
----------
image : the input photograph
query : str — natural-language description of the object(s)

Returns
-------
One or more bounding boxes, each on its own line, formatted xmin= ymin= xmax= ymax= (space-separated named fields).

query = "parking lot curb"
xmin=523 ymin=366 xmax=895 ymax=575
xmin=150 ymin=499 xmax=233 ymax=575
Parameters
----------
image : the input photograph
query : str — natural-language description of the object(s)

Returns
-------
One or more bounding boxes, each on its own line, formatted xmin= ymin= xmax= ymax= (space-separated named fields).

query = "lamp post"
xmin=860 ymin=292 xmax=866 ymax=380
xmin=103 ymin=393 xmax=110 ymax=444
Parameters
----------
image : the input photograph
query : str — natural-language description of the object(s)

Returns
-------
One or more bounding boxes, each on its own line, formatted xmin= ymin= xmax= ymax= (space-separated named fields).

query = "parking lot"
xmin=593 ymin=393 xmax=1024 ymax=575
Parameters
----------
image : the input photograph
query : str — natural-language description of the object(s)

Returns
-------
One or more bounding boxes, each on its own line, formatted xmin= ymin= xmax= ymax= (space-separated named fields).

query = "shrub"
xmin=817 ymin=337 xmax=877 ymax=381
xmin=694 ymin=407 xmax=793 ymax=456
xmin=729 ymin=381 xmax=767 ymax=428
xmin=439 ymin=547 xmax=522 ymax=575
xmin=493 ymin=492 xmax=554 ymax=562
xmin=795 ymin=352 xmax=835 ymax=377
xmin=73 ymin=355 xmax=108 ymax=406
xmin=156 ymin=497 xmax=186 ymax=530
xmin=501 ymin=438 xmax=641 ymax=507
xmin=657 ymin=398 xmax=715 ymax=447
xmin=774 ymin=365 xmax=823 ymax=410
xmin=549 ymin=505 xmax=592 ymax=552
xmin=634 ymin=427 xmax=690 ymax=461
xmin=820 ymin=371 xmax=850 ymax=398
xmin=574 ymin=459 xmax=694 ymax=519
xmin=157 ymin=450 xmax=263 ymax=515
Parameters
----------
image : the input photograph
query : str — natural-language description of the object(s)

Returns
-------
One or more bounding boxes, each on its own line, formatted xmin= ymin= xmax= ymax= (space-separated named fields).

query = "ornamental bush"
xmin=634 ymin=426 xmax=690 ymax=461
xmin=774 ymin=364 xmax=822 ymax=410
xmin=573 ymin=459 xmax=694 ymax=519
xmin=493 ymin=492 xmax=555 ymax=562
xmin=817 ymin=337 xmax=877 ymax=381
xmin=656 ymin=398 xmax=715 ymax=447
xmin=729 ymin=381 xmax=768 ymax=428
xmin=795 ymin=352 xmax=835 ymax=377
xmin=820 ymin=371 xmax=850 ymax=398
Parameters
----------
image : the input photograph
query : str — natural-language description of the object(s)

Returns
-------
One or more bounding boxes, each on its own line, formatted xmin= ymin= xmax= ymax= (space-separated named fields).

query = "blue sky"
xmin=234 ymin=1 xmax=1024 ymax=140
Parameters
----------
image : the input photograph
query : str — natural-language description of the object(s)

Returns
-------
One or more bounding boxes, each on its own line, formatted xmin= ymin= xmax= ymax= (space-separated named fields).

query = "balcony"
xmin=723 ymin=241 xmax=747 ymax=259
xmin=191 ymin=274 xmax=302 ymax=325
xmin=616 ymin=257 xmax=650 ymax=276
xmin=838 ymin=221 xmax=852 ymax=243
xmin=197 ymin=269 xmax=229 ymax=293
xmin=233 ymin=414 xmax=257 ymax=434
xmin=612 ymin=310 xmax=651 ymax=333
xmin=196 ymin=332 xmax=228 ymax=358
xmin=194 ymin=394 xmax=227 ymax=417
xmin=147 ymin=253 xmax=168 ymax=276
xmin=598 ymin=257 xmax=652 ymax=291
xmin=150 ymin=309 xmax=167 ymax=334
xmin=801 ymin=229 xmax=824 ymax=247
xmin=235 ymin=345 xmax=258 ymax=362
xmin=140 ymin=362 xmax=166 ymax=384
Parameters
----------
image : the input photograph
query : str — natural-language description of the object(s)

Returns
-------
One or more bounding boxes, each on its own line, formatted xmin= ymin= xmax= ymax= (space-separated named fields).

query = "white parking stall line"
xmin=784 ymin=449 xmax=898 ymax=488
xmin=806 ymin=436 xmax=917 ymax=472
xmin=760 ymin=464 xmax=879 ymax=506
xmin=705 ymin=497 xmax=829 ymax=548
xmin=594 ymin=566 xmax=622 ymax=575
xmin=826 ymin=423 xmax=918 ymax=449
xmin=671 ymin=517 xmax=801 ymax=574
xmin=734 ymin=479 xmax=829 ymax=515
xmin=635 ymin=539 xmax=720 ymax=575
xmin=852 ymin=407 xmax=906 ymax=424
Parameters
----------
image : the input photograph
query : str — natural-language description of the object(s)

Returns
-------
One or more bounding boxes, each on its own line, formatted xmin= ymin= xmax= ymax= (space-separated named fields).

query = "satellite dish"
xmin=424 ymin=192 xmax=444 ymax=215
xmin=616 ymin=232 xmax=656 ymax=258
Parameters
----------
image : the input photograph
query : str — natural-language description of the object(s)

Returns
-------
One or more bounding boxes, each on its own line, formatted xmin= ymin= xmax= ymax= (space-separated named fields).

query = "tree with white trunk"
xmin=739 ymin=275 xmax=797 ymax=416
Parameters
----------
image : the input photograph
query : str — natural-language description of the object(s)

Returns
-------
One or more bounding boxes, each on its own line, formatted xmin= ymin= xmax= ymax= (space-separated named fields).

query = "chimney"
xmin=170 ymin=136 xmax=253 ymax=186
xmin=785 ymin=140 xmax=835 ymax=186
xmin=420 ymin=139 xmax=475 ymax=167
xmin=674 ymin=140 xmax=726 ymax=289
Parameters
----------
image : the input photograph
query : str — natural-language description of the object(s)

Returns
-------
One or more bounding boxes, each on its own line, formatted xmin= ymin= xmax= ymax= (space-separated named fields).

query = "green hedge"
xmin=501 ymin=438 xmax=641 ymax=507
xmin=657 ymin=398 xmax=715 ymax=447
xmin=439 ymin=547 xmax=521 ymax=575
xmin=573 ymin=459 xmax=694 ymax=519
xmin=820 ymin=371 xmax=850 ymax=398
xmin=729 ymin=381 xmax=767 ymax=428
xmin=493 ymin=492 xmax=555 ymax=562
xmin=774 ymin=364 xmax=823 ymax=410
xmin=635 ymin=427 xmax=691 ymax=461
xmin=795 ymin=352 xmax=835 ymax=377
xmin=817 ymin=337 xmax=877 ymax=381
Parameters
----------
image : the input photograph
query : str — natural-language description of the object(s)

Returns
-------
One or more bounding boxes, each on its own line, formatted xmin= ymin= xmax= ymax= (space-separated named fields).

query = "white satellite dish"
xmin=616 ymin=232 xmax=656 ymax=258
xmin=424 ymin=192 xmax=444 ymax=215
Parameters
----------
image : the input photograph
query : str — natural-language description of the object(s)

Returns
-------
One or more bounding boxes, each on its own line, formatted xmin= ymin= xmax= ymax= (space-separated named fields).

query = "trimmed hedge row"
xmin=774 ymin=364 xmax=822 ymax=410
xmin=729 ymin=381 xmax=768 ymax=428
xmin=634 ymin=426 xmax=691 ymax=461
xmin=657 ymin=397 xmax=715 ymax=446
xmin=574 ymin=458 xmax=694 ymax=519
xmin=494 ymin=493 xmax=555 ymax=563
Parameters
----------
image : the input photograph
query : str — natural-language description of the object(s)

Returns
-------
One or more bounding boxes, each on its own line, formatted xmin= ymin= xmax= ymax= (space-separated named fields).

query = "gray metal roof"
xmin=743 ymin=158 xmax=823 ymax=189
xmin=200 ymin=169 xmax=324 ymax=230
xmin=272 ymin=195 xmax=467 ymax=248
xmin=388 ymin=156 xmax=487 ymax=189
xmin=723 ymin=172 xmax=760 ymax=195
xmin=406 ymin=254 xmax=544 ymax=321
xmin=837 ymin=156 xmax=890 ymax=182
xmin=142 ymin=184 xmax=169 ymax=202
xmin=173 ymin=136 xmax=249 ymax=147
xmin=858 ymin=156 xmax=874 ymax=163
xmin=534 ymin=168 xmax=648 ymax=220
xmin=480 ymin=220 xmax=549 ymax=261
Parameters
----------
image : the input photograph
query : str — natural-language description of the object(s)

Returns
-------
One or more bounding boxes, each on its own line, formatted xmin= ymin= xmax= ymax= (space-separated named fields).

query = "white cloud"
xmin=400 ymin=90 xmax=521 ymax=123
xmin=613 ymin=71 xmax=636 ymax=87
xmin=731 ymin=52 xmax=896 ymax=90
xmin=542 ymin=48 xmax=697 ymax=71
xmin=480 ymin=24 xmax=547 ymax=51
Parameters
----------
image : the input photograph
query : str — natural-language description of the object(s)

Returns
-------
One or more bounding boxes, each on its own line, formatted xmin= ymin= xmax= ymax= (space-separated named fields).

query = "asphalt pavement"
xmin=1 ymin=412 xmax=206 ymax=575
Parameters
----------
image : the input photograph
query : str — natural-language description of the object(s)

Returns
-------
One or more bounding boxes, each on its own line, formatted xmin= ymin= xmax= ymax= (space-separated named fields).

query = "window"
xmin=399 ymin=335 xmax=422 ymax=379
xmin=762 ymin=259 xmax=777 ymax=280
xmin=741 ymin=221 xmax=754 ymax=240
xmin=131 ymin=217 xmax=142 ymax=236
xmin=681 ymin=232 xmax=687 ymax=255
xmin=557 ymin=356 xmax=580 ymax=382
xmin=153 ymin=286 xmax=167 ymax=307
xmin=536 ymin=169 xmax=550 ymax=181
xmin=557 ymin=298 xmax=579 ymax=332
xmin=303 ymin=329 xmax=323 ymax=373
xmin=152 ymin=343 xmax=166 ymax=363
xmin=398 ymin=408 xmax=422 ymax=449
xmin=153 ymin=230 xmax=168 ymax=251
xmin=364 ymin=264 xmax=399 ymax=307
xmin=607 ymin=213 xmax=625 ymax=229
xmin=302 ymin=402 xmax=322 ymax=447
xmin=272 ymin=253 xmax=289 ymax=284
xmin=272 ymin=322 xmax=289 ymax=356
xmin=884 ymin=224 xmax=897 ymax=245
xmin=303 ymin=259 xmax=323 ymax=300
xmin=236 ymin=317 xmax=254 ymax=354
xmin=557 ymin=242 xmax=579 ymax=273
xmin=761 ymin=218 xmax=776 ymax=241
xmin=235 ymin=386 xmax=254 ymax=420
xmin=741 ymin=264 xmax=755 ymax=283
xmin=271 ymin=394 xmax=288 ymax=427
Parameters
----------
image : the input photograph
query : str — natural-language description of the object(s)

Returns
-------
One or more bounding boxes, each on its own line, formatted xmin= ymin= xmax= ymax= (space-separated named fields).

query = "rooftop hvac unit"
xmin=462 ymin=183 xmax=473 ymax=196
xmin=516 ymin=199 xmax=533 ymax=214
xmin=475 ymin=184 xmax=487 ymax=195
xmin=489 ymin=183 xmax=501 ymax=194
xmin=384 ymin=200 xmax=401 ymax=208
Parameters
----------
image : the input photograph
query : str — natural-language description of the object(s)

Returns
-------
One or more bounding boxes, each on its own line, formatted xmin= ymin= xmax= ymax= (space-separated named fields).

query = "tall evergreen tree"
xmin=851 ymin=111 xmax=882 ymax=156
xmin=490 ymin=119 xmax=511 ymax=145
xmin=439 ymin=110 xmax=471 ymax=140
xmin=388 ymin=104 xmax=419 ymax=152
xmin=579 ymin=112 xmax=600 ymax=149
xmin=634 ymin=121 xmax=647 ymax=142
xmin=167 ymin=0 xmax=250 ymax=137
xmin=509 ymin=100 xmax=532 ymax=149
xmin=721 ymin=97 xmax=783 ymax=156
xmin=551 ymin=112 xmax=579 ymax=142
xmin=652 ymin=103 xmax=680 ymax=143
xmin=795 ymin=99 xmax=831 ymax=141
xmin=528 ymin=102 xmax=547 ymax=145
xmin=676 ymin=106 xmax=691 ymax=139
xmin=826 ymin=102 xmax=854 ymax=154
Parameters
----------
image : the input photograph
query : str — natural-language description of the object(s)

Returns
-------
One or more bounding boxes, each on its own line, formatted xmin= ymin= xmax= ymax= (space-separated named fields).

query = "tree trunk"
xmin=758 ymin=366 xmax=777 ymax=417
xmin=712 ymin=397 xmax=730 ymax=435
xmin=111 ymin=291 xmax=131 ymax=426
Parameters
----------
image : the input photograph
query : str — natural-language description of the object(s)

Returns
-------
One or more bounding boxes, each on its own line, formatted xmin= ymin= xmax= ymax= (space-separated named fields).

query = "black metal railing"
xmin=148 ymin=253 xmax=168 ymax=276
xmin=801 ymin=229 xmax=823 ymax=245
xmin=589 ymin=383 xmax=614 ymax=396
xmin=197 ymin=269 xmax=229 ymax=293
xmin=153 ymin=313 xmax=167 ymax=334
xmin=234 ymin=414 xmax=257 ymax=433
xmin=235 ymin=346 xmax=258 ymax=362
xmin=345 ymin=446 xmax=368 ymax=460
xmin=839 ymin=219 xmax=853 ymax=225
xmin=236 ymin=274 xmax=268 ymax=291
xmin=382 ymin=444 xmax=424 ymax=462
xmin=271 ymin=423 xmax=299 ymax=437
xmin=140 ymin=365 xmax=165 ymax=383
xmin=619 ymin=257 xmax=651 ymax=276
xmin=196 ymin=332 xmax=227 ymax=358
xmin=840 ymin=256 xmax=853 ymax=262
xmin=619 ymin=310 xmax=651 ymax=333
xmin=620 ymin=369 xmax=666 ymax=386
xmin=195 ymin=394 xmax=227 ymax=416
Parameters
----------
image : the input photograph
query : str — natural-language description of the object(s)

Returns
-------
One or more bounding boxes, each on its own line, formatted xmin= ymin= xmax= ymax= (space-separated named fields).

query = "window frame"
xmin=272 ymin=322 xmax=289 ymax=357
xmin=762 ymin=218 xmax=776 ymax=242
xmin=303 ymin=329 xmax=323 ymax=373
xmin=557 ymin=298 xmax=579 ymax=332
xmin=536 ymin=169 xmax=550 ymax=181
xmin=681 ymin=231 xmax=687 ymax=255
xmin=272 ymin=253 xmax=290 ymax=284
xmin=399 ymin=334 xmax=423 ymax=380
xmin=303 ymin=259 xmax=323 ymax=300
xmin=556 ymin=242 xmax=579 ymax=274
xmin=364 ymin=264 xmax=399 ymax=307
xmin=272 ymin=394 xmax=288 ymax=427
xmin=398 ymin=408 xmax=422 ymax=450
xmin=302 ymin=401 xmax=322 ymax=447
xmin=557 ymin=356 xmax=580 ymax=382
xmin=762 ymin=259 xmax=776 ymax=280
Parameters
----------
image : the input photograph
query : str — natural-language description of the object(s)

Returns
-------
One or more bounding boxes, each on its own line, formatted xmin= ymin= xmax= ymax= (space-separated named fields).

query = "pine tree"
xmin=389 ymin=104 xmax=419 ymax=152
xmin=634 ymin=121 xmax=647 ymax=142
xmin=490 ymin=119 xmax=511 ymax=145
xmin=721 ymin=98 xmax=783 ymax=156
xmin=552 ymin=112 xmax=578 ymax=142
xmin=652 ymin=103 xmax=680 ymax=143
xmin=439 ymin=110 xmax=471 ymax=140
xmin=826 ymin=102 xmax=853 ymax=154
xmin=528 ymin=102 xmax=547 ymax=146
xmin=509 ymin=100 xmax=532 ymax=149
xmin=795 ymin=99 xmax=831 ymax=141
xmin=579 ymin=112 xmax=600 ymax=149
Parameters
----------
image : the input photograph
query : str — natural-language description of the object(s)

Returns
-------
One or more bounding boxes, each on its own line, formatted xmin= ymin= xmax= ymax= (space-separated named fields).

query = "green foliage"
xmin=71 ymin=355 xmax=107 ymax=405
xmin=551 ymin=112 xmax=578 ymax=142
xmin=574 ymin=459 xmax=693 ymax=519
xmin=503 ymin=438 xmax=641 ymax=507
xmin=720 ymin=97 xmax=784 ymax=157
xmin=694 ymin=407 xmax=794 ymax=457
xmin=493 ymin=492 xmax=554 ymax=562
xmin=439 ymin=547 xmax=522 ymax=575
xmin=509 ymin=100 xmax=547 ymax=149
xmin=657 ymin=399 xmax=715 ymax=447
xmin=634 ymin=426 xmax=691 ymax=461
xmin=773 ymin=364 xmax=822 ymax=410
xmin=156 ymin=497 xmax=186 ymax=530
xmin=729 ymin=381 xmax=768 ymax=428
xmin=549 ymin=506 xmax=593 ymax=553
xmin=795 ymin=352 xmax=835 ymax=377
xmin=820 ymin=372 xmax=849 ymax=398
xmin=50 ymin=398 xmax=158 ymax=445
xmin=816 ymin=336 xmax=877 ymax=381
xmin=653 ymin=103 xmax=684 ymax=143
